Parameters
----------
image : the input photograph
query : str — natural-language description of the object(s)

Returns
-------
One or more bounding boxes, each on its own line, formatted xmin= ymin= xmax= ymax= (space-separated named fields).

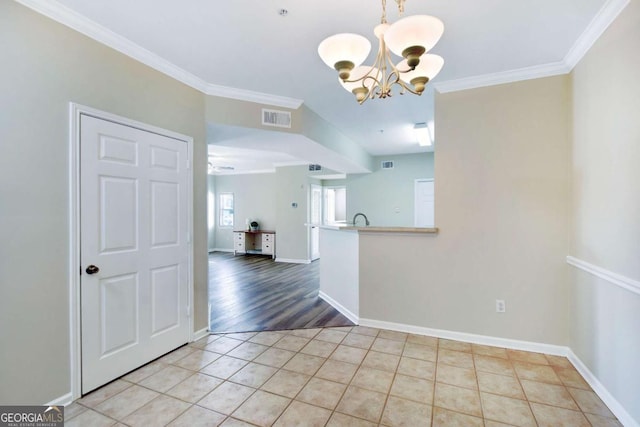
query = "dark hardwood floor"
xmin=208 ymin=252 xmax=354 ymax=333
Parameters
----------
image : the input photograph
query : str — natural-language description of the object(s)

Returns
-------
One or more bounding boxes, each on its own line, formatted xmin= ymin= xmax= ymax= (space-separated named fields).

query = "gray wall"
xmin=359 ymin=75 xmax=570 ymax=345
xmin=569 ymin=0 xmax=640 ymax=423
xmin=0 ymin=1 xmax=207 ymax=404
xmin=334 ymin=153 xmax=434 ymax=226
xmin=212 ymin=173 xmax=278 ymax=250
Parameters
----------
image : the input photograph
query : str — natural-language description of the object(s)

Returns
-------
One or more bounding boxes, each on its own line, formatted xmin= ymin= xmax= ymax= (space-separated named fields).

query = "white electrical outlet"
xmin=496 ymin=299 xmax=506 ymax=313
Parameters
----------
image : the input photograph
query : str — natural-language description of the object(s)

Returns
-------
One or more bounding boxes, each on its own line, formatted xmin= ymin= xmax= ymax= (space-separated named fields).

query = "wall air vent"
xmin=308 ymin=164 xmax=322 ymax=171
xmin=262 ymin=108 xmax=292 ymax=128
xmin=381 ymin=160 xmax=394 ymax=169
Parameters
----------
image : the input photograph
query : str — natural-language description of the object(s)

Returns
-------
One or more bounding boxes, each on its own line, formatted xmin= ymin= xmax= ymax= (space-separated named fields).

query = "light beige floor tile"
xmin=232 ymin=390 xmax=290 ymax=426
xmin=513 ymin=361 xmax=562 ymax=384
xmin=249 ymin=331 xmax=286 ymax=346
xmin=434 ymin=382 xmax=482 ymax=417
xmin=471 ymin=344 xmax=508 ymax=359
xmin=300 ymin=339 xmax=338 ymax=358
xmin=198 ymin=381 xmax=255 ymax=415
xmin=397 ymin=356 xmax=435 ymax=380
xmin=520 ymin=379 xmax=579 ymax=410
xmin=554 ymin=366 xmax=591 ymax=389
xmin=371 ymin=337 xmax=405 ymax=355
xmin=167 ymin=404 xmax=226 ymax=427
xmin=122 ymin=394 xmax=190 ymax=427
xmin=530 ymin=402 xmax=590 ymax=427
xmin=157 ymin=345 xmax=198 ymax=364
xmin=260 ymin=369 xmax=310 ymax=398
xmin=380 ymin=395 xmax=432 ymax=426
xmin=474 ymin=354 xmax=516 ymax=376
xmin=282 ymin=353 xmax=325 ymax=375
xmin=65 ymin=401 xmax=88 ymax=419
xmin=226 ymin=341 xmax=269 ymax=361
xmin=315 ymin=359 xmax=358 ymax=383
xmin=437 ymin=349 xmax=474 ymax=369
xmin=544 ymin=354 xmax=573 ymax=368
xmin=567 ymin=387 xmax=616 ymax=418
xmin=166 ymin=373 xmax=223 ymax=403
xmin=480 ymin=392 xmax=536 ymax=427
xmin=407 ymin=334 xmax=438 ymax=347
xmin=296 ymin=377 xmax=347 ymax=410
xmin=253 ymin=347 xmax=296 ymax=368
xmin=224 ymin=332 xmax=257 ymax=341
xmin=190 ymin=335 xmax=220 ymax=349
xmin=77 ymin=379 xmax=132 ymax=407
xmin=403 ymin=342 xmax=437 ymax=362
xmin=273 ymin=335 xmax=310 ymax=352
xmin=205 ymin=337 xmax=243 ymax=354
xmin=378 ymin=330 xmax=408 ymax=342
xmin=220 ymin=417 xmax=256 ymax=426
xmin=484 ymin=421 xmax=517 ymax=427
xmin=361 ymin=351 xmax=400 ymax=372
xmin=95 ymin=384 xmax=159 ymax=420
xmin=273 ymin=401 xmax=331 ymax=427
xmin=315 ymin=329 xmax=348 ymax=344
xmin=229 ymin=362 xmax=278 ymax=388
xmin=436 ymin=363 xmax=478 ymax=389
xmin=139 ymin=365 xmax=194 ymax=393
xmin=122 ymin=361 xmax=167 ymax=383
xmin=330 ymin=345 xmax=368 ymax=364
xmin=507 ymin=349 xmax=549 ymax=365
xmin=477 ymin=371 xmax=525 ymax=399
xmin=289 ymin=328 xmax=322 ymax=339
xmin=351 ymin=366 xmax=395 ymax=393
xmin=335 ymin=385 xmax=387 ymax=423
xmin=65 ymin=408 xmax=117 ymax=427
xmin=432 ymin=406 xmax=483 ymax=427
xmin=584 ymin=413 xmax=624 ymax=427
xmin=174 ymin=349 xmax=221 ymax=371
xmin=330 ymin=326 xmax=355 ymax=332
xmin=390 ymin=374 xmax=434 ymax=404
xmin=326 ymin=412 xmax=377 ymax=426
xmin=200 ymin=356 xmax=248 ymax=379
xmin=342 ymin=333 xmax=375 ymax=349
xmin=350 ymin=326 xmax=380 ymax=337
xmin=439 ymin=339 xmax=472 ymax=353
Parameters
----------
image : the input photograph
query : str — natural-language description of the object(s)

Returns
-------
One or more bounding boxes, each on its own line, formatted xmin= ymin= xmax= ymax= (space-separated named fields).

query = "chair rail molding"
xmin=566 ymin=255 xmax=640 ymax=296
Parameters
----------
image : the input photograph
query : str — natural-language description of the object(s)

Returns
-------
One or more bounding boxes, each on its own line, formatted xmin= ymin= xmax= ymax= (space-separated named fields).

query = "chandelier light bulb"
xmin=318 ymin=33 xmax=372 ymax=80
xmin=384 ymin=15 xmax=444 ymax=65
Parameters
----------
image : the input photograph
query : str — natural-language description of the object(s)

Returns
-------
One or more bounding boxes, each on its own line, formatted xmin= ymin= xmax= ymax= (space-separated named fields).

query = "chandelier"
xmin=317 ymin=0 xmax=444 ymax=104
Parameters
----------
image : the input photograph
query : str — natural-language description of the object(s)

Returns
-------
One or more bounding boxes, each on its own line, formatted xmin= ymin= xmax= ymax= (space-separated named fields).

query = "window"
xmin=219 ymin=193 xmax=234 ymax=227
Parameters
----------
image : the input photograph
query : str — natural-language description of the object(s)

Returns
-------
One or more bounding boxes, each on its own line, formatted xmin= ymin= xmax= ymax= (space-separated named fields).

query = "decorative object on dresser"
xmin=234 ymin=230 xmax=276 ymax=259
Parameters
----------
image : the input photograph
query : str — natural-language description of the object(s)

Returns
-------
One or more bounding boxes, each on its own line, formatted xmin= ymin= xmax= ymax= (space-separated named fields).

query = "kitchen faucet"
xmin=352 ymin=212 xmax=370 ymax=226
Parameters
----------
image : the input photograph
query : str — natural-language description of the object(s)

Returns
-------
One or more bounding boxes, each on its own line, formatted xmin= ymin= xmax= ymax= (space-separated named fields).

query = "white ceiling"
xmin=38 ymin=0 xmax=617 ymax=171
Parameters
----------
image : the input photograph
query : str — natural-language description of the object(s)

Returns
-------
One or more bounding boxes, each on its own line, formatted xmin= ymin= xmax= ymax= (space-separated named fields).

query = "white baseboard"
xmin=47 ymin=392 xmax=73 ymax=406
xmin=358 ymin=318 xmax=569 ymax=356
xmin=567 ymin=350 xmax=639 ymax=427
xmin=211 ymin=248 xmax=234 ymax=253
xmin=275 ymin=258 xmax=310 ymax=264
xmin=318 ymin=291 xmax=359 ymax=324
xmin=192 ymin=327 xmax=209 ymax=342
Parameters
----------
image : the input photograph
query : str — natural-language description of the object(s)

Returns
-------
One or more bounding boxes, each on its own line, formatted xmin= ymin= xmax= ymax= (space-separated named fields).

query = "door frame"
xmin=68 ymin=103 xmax=194 ymax=400
xmin=414 ymin=178 xmax=435 ymax=227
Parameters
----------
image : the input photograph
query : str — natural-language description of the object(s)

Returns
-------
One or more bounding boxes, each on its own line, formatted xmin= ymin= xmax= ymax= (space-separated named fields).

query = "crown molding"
xmin=563 ymin=0 xmax=630 ymax=69
xmin=205 ymin=84 xmax=303 ymax=110
xmin=433 ymin=61 xmax=570 ymax=93
xmin=14 ymin=0 xmax=304 ymax=110
xmin=434 ymin=0 xmax=629 ymax=94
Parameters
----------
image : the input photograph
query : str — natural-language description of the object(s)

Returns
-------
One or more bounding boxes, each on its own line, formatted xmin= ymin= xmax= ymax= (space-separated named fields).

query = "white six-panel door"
xmin=415 ymin=179 xmax=435 ymax=227
xmin=80 ymin=115 xmax=190 ymax=394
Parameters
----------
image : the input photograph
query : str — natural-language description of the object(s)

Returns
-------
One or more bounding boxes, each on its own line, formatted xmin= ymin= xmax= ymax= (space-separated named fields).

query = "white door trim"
xmin=68 ymin=103 xmax=194 ymax=400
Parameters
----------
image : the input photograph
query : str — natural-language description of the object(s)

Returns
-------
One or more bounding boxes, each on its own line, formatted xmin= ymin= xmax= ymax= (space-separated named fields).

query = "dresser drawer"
xmin=235 ymin=232 xmax=245 ymax=242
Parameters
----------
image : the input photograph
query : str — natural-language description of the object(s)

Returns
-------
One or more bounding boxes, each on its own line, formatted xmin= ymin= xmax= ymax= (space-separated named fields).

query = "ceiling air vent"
xmin=262 ymin=108 xmax=291 ymax=128
xmin=308 ymin=164 xmax=322 ymax=171
xmin=381 ymin=160 xmax=394 ymax=169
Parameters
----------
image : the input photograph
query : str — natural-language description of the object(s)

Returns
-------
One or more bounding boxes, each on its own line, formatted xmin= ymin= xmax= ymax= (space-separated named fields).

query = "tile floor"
xmin=66 ymin=326 xmax=621 ymax=426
